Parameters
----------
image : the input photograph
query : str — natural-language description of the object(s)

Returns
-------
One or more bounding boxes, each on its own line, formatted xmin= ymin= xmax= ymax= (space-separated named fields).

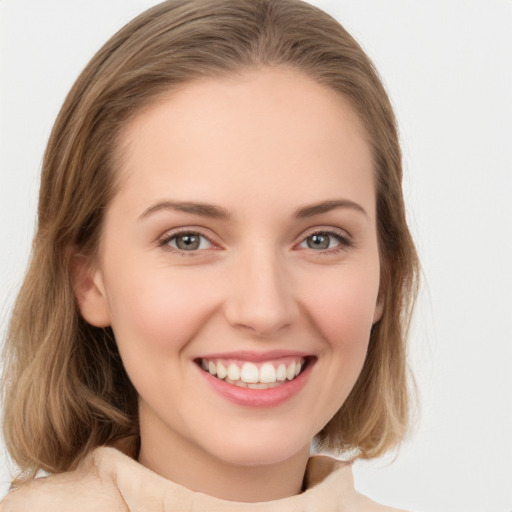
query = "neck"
xmin=138 ymin=417 xmax=310 ymax=502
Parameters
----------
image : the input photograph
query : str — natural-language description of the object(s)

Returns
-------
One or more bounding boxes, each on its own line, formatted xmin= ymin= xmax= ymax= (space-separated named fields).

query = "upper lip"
xmin=195 ymin=350 xmax=313 ymax=362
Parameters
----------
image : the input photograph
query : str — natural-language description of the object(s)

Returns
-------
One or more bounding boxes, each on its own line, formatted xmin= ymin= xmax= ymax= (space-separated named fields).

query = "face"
xmin=79 ymin=68 xmax=382 ymax=472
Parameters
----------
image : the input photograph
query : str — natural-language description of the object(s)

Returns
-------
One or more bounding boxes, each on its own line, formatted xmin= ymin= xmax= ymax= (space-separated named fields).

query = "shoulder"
xmin=0 ymin=449 xmax=128 ymax=512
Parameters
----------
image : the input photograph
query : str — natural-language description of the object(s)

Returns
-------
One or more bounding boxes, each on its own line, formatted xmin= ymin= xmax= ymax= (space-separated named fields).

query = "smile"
xmin=199 ymin=358 xmax=304 ymax=389
xmin=195 ymin=352 xmax=315 ymax=407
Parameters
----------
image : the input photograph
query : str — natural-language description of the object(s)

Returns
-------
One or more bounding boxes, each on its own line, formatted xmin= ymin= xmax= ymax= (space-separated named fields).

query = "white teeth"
xmin=259 ymin=362 xmax=277 ymax=383
xmin=276 ymin=363 xmax=287 ymax=381
xmin=247 ymin=382 xmax=271 ymax=389
xmin=240 ymin=362 xmax=259 ymax=383
xmin=200 ymin=358 xmax=305 ymax=386
xmin=216 ymin=361 xmax=227 ymax=379
xmin=225 ymin=378 xmax=248 ymax=388
xmin=227 ymin=363 xmax=240 ymax=381
xmin=225 ymin=379 xmax=282 ymax=390
xmin=286 ymin=362 xmax=296 ymax=380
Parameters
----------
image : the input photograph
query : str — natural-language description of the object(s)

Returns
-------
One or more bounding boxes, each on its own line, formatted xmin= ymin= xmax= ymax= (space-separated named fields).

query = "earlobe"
xmin=70 ymin=253 xmax=111 ymax=327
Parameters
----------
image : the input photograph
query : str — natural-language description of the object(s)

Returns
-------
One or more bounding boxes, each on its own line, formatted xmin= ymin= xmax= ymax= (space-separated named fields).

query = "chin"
xmin=202 ymin=430 xmax=311 ymax=468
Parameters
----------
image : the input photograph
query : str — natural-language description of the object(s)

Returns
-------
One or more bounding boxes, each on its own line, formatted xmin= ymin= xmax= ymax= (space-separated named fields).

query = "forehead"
xmin=113 ymin=67 xmax=375 ymax=218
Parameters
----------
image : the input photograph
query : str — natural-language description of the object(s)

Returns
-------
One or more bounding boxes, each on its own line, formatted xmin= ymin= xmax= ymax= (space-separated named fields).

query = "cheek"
xmin=300 ymin=263 xmax=380 ymax=352
xmin=104 ymin=266 xmax=217 ymax=357
xmin=292 ymin=263 xmax=381 ymax=435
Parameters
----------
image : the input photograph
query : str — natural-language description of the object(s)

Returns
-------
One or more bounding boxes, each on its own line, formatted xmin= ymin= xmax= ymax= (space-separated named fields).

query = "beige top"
xmin=0 ymin=447 xmax=408 ymax=511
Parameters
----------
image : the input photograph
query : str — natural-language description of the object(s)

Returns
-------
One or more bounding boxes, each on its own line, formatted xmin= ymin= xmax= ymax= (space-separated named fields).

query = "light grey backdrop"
xmin=1 ymin=1 xmax=511 ymax=511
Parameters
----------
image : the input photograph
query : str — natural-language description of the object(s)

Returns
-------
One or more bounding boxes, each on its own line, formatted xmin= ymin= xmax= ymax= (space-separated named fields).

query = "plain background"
xmin=1 ymin=1 xmax=511 ymax=511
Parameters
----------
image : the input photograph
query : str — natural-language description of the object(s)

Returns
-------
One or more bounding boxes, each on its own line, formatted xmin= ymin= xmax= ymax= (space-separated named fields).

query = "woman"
xmin=1 ymin=0 xmax=419 ymax=509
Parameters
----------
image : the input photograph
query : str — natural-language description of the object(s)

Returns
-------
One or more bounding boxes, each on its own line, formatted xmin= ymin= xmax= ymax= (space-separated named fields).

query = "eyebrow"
xmin=138 ymin=200 xmax=231 ymax=221
xmin=138 ymin=198 xmax=367 ymax=221
xmin=294 ymin=199 xmax=367 ymax=218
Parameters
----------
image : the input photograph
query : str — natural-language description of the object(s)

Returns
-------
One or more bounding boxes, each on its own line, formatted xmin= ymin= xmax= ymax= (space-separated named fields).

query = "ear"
xmin=69 ymin=252 xmax=111 ymax=327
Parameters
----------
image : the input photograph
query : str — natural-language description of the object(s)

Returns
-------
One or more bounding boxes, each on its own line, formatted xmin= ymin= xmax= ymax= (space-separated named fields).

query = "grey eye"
xmin=300 ymin=232 xmax=342 ymax=251
xmin=168 ymin=233 xmax=212 ymax=251
xmin=307 ymin=233 xmax=330 ymax=250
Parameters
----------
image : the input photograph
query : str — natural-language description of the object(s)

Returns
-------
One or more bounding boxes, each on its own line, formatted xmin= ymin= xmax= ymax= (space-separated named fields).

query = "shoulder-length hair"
xmin=2 ymin=0 xmax=419 ymax=486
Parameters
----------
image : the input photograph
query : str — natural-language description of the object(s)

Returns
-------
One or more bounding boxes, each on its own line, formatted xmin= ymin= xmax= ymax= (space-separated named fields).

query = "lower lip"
xmin=197 ymin=360 xmax=314 ymax=408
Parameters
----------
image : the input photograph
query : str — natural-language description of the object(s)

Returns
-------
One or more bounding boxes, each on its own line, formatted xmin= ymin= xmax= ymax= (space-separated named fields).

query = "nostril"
xmin=224 ymin=307 xmax=298 ymax=338
xmin=222 ymin=270 xmax=299 ymax=336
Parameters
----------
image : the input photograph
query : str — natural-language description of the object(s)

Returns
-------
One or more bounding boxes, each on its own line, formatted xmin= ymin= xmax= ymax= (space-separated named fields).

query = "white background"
xmin=1 ymin=1 xmax=511 ymax=511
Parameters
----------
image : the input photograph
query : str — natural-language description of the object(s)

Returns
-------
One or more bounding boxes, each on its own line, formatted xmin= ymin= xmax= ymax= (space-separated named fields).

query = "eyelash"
xmin=157 ymin=228 xmax=214 ymax=256
xmin=298 ymin=230 xmax=353 ymax=255
xmin=157 ymin=228 xmax=353 ymax=256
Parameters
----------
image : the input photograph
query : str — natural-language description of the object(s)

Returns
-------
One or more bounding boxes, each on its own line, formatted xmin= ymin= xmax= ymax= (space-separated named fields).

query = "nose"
xmin=223 ymin=248 xmax=299 ymax=337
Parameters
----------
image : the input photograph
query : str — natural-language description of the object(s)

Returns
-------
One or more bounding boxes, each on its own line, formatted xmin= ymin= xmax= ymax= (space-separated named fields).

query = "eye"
xmin=164 ymin=232 xmax=213 ymax=251
xmin=299 ymin=231 xmax=348 ymax=251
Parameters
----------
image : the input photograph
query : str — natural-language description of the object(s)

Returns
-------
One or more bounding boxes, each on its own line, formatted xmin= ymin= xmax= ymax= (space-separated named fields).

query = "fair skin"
xmin=77 ymin=67 xmax=382 ymax=502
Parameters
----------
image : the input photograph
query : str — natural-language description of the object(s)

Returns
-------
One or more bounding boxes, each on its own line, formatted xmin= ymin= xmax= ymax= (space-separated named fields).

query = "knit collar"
xmin=91 ymin=446 xmax=359 ymax=511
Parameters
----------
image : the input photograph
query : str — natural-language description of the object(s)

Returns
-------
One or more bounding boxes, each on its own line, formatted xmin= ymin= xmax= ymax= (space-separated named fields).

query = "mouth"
xmin=195 ymin=355 xmax=314 ymax=390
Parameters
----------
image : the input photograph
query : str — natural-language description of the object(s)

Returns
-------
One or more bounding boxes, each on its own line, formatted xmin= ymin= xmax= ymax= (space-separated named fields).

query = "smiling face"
xmin=78 ymin=67 xmax=382 ymax=495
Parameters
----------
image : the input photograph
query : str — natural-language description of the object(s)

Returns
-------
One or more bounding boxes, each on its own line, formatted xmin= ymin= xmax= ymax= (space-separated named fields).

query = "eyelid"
xmin=155 ymin=225 xmax=353 ymax=255
xmin=298 ymin=225 xmax=352 ymax=241
xmin=157 ymin=227 xmax=219 ymax=254
xmin=295 ymin=226 xmax=354 ymax=252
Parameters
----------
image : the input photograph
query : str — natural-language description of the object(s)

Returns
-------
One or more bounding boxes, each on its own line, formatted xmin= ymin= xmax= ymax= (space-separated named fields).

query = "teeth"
xmin=225 ymin=379 xmax=289 ymax=390
xmin=216 ymin=361 xmax=227 ymax=379
xmin=260 ymin=363 xmax=277 ymax=383
xmin=240 ymin=362 xmax=259 ymax=383
xmin=201 ymin=358 xmax=304 ymax=386
xmin=286 ymin=362 xmax=296 ymax=380
xmin=276 ymin=364 xmax=287 ymax=381
xmin=227 ymin=363 xmax=240 ymax=381
xmin=247 ymin=382 xmax=274 ymax=389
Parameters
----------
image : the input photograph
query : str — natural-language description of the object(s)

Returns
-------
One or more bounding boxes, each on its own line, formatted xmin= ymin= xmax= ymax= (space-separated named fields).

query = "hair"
xmin=2 ymin=0 xmax=419 ymax=486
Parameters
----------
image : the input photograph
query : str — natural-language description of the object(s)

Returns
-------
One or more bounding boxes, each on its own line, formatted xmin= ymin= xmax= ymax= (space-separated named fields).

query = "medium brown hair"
xmin=2 ymin=0 xmax=419 ymax=485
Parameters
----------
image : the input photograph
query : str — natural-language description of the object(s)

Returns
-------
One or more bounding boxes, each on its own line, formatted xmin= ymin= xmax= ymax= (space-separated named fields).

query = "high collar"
xmin=91 ymin=446 xmax=359 ymax=511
